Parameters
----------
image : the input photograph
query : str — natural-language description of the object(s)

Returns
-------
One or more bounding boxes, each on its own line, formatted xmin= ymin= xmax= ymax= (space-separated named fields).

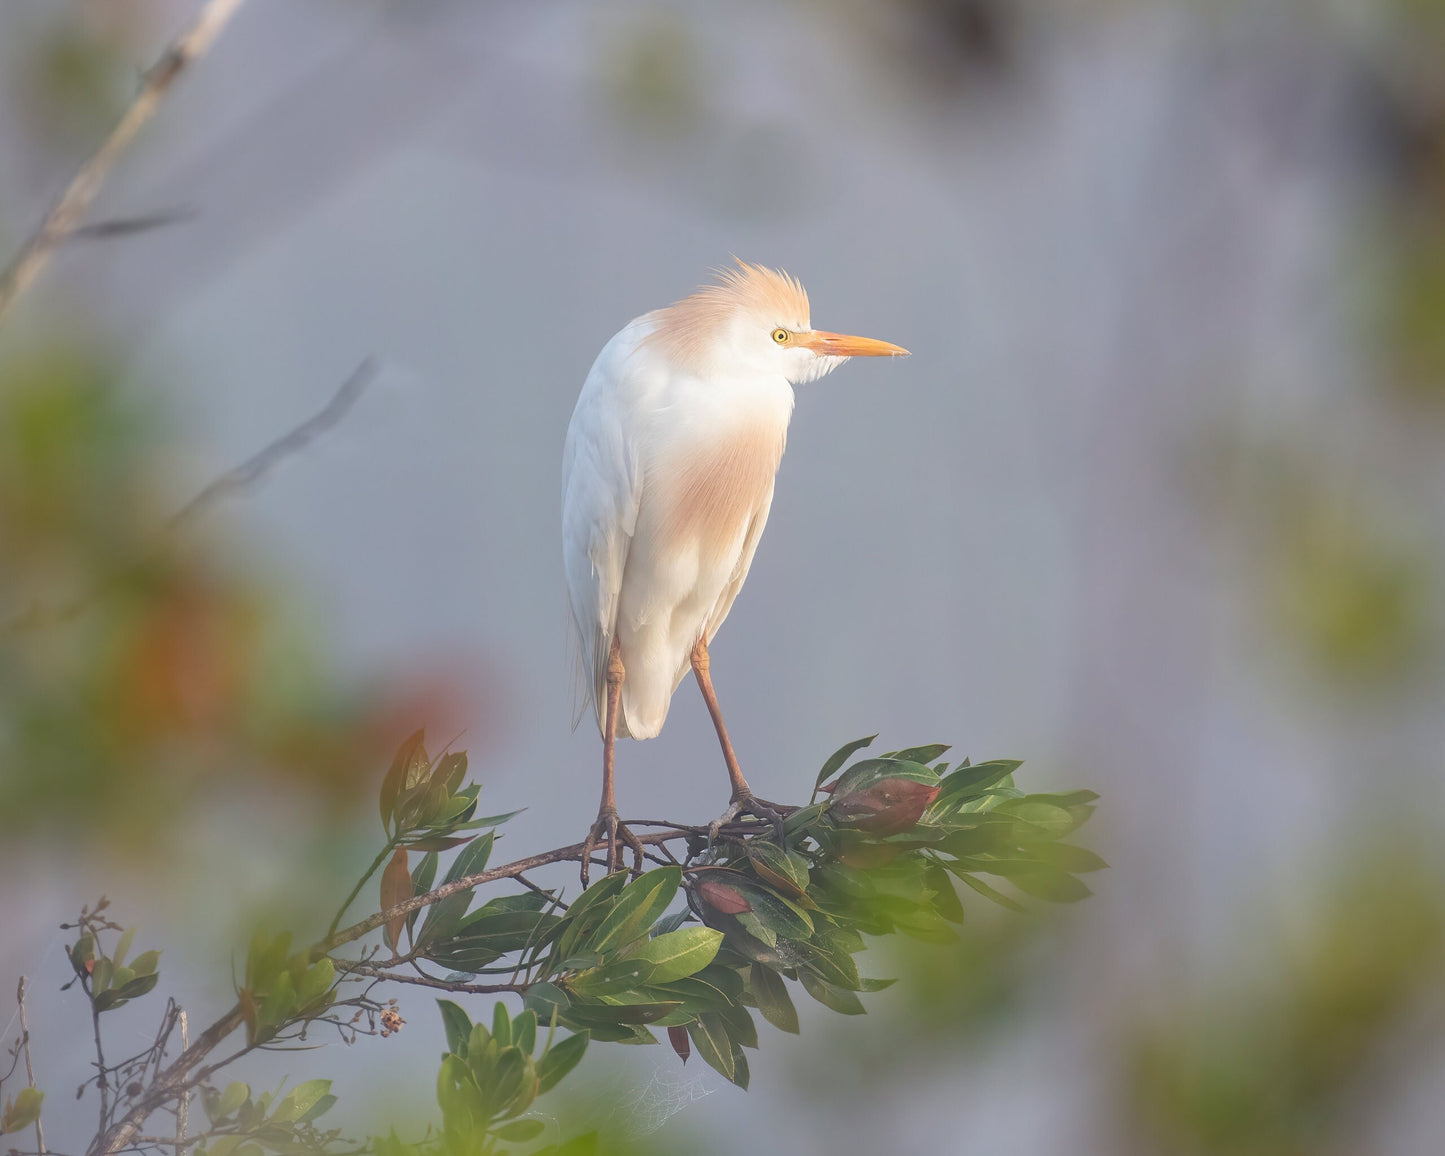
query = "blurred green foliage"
xmin=0 ymin=341 xmax=412 ymax=845
xmin=1125 ymin=841 xmax=1445 ymax=1156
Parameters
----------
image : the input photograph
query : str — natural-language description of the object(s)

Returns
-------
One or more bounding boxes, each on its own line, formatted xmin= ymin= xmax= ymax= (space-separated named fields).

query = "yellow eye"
xmin=772 ymin=328 xmax=790 ymax=344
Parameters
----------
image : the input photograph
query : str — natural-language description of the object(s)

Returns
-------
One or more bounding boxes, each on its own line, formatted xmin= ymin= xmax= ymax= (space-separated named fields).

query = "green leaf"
xmin=113 ymin=927 xmax=135 ymax=969
xmin=569 ymin=958 xmax=660 ymax=996
xmin=993 ymin=799 xmax=1077 ymax=838
xmin=407 ymin=851 xmax=439 ymax=939
xmin=513 ymin=1009 xmax=537 ymax=1056
xmin=492 ymin=1001 xmax=513 ymax=1047
xmin=536 ymin=1031 xmax=589 ymax=1094
xmin=523 ymin=981 xmax=569 ymax=1021
xmin=833 ymin=755 xmax=938 ymax=793
xmin=269 ymin=1079 xmax=332 ymax=1123
xmin=1 ymin=1087 xmax=44 ymax=1134
xmin=686 ymin=1014 xmax=736 ymax=1083
xmin=208 ymin=1081 xmax=250 ymax=1123
xmin=748 ymin=964 xmax=799 ymax=1034
xmin=555 ymin=871 xmax=630 ymax=959
xmin=1008 ymin=866 xmax=1092 ymax=903
xmin=442 ymin=832 xmax=495 ymax=887
xmin=589 ymin=868 xmax=682 ymax=955
xmin=936 ymin=759 xmax=1022 ymax=803
xmin=130 ymin=948 xmax=161 ymax=976
xmin=799 ymin=972 xmax=866 ymax=1015
xmin=923 ymin=863 xmax=965 ymax=924
xmin=438 ymin=1000 xmax=473 ymax=1056
xmin=949 ymin=868 xmax=1026 ymax=912
xmin=814 ymin=734 xmax=876 ymax=794
xmin=96 ymin=972 xmax=159 ymax=1009
xmin=495 ymin=1119 xmax=546 ymax=1142
xmin=746 ymin=843 xmax=810 ymax=899
xmin=435 ymin=751 xmax=469 ymax=796
xmin=887 ymin=743 xmax=952 ymax=764
xmin=628 ymin=928 xmax=723 ymax=984
xmin=1029 ymin=841 xmax=1108 ymax=873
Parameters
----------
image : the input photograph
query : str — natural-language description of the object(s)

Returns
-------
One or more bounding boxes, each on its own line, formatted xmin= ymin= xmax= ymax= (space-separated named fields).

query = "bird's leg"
xmin=689 ymin=636 xmax=788 ymax=843
xmin=581 ymin=636 xmax=644 ymax=885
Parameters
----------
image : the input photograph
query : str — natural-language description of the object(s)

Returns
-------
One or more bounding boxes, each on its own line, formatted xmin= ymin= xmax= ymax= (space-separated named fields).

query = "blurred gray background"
xmin=3 ymin=1 xmax=1444 ymax=1152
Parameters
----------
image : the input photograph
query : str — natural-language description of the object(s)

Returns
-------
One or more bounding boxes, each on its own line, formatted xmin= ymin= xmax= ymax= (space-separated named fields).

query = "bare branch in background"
xmin=0 ymin=0 xmax=246 ymax=327
xmin=68 ymin=207 xmax=196 ymax=243
xmin=167 ymin=356 xmax=376 ymax=534
xmin=16 ymin=978 xmax=45 ymax=1156
xmin=0 ymin=358 xmax=377 ymax=640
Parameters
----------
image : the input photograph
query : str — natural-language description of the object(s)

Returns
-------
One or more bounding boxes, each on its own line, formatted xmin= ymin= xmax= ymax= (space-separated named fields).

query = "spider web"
xmin=608 ymin=1061 xmax=715 ymax=1138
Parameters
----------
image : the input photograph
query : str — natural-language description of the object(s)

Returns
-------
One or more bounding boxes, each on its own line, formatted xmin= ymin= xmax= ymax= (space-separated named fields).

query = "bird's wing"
xmin=704 ymin=481 xmax=776 ymax=646
xmin=561 ymin=332 xmax=646 ymax=733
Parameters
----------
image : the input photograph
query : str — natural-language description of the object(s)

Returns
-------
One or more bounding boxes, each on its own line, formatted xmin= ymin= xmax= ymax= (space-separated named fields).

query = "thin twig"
xmin=90 ymin=815 xmax=747 ymax=1155
xmin=167 ymin=357 xmax=376 ymax=535
xmin=16 ymin=978 xmax=46 ymax=1155
xmin=336 ymin=961 xmax=524 ymax=996
xmin=174 ymin=1010 xmax=187 ymax=1156
xmin=1 ymin=358 xmax=376 ymax=640
xmin=0 ymin=0 xmax=246 ymax=327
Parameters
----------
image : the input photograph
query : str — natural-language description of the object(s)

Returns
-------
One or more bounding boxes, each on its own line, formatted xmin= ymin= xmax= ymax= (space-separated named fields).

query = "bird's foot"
xmin=707 ymin=792 xmax=794 ymax=848
xmin=580 ymin=806 xmax=645 ymax=886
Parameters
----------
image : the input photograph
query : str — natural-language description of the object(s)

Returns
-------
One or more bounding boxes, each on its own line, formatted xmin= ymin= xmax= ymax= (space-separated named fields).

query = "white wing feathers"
xmin=562 ymin=327 xmax=645 ymax=734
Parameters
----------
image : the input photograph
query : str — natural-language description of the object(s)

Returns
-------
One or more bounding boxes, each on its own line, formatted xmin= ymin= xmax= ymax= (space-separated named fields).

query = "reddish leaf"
xmin=697 ymin=879 xmax=752 ymax=915
xmin=668 ymin=1025 xmax=691 ymax=1064
xmin=380 ymin=848 xmax=411 ymax=951
xmin=380 ymin=730 xmax=428 ymax=832
xmin=830 ymin=778 xmax=940 ymax=836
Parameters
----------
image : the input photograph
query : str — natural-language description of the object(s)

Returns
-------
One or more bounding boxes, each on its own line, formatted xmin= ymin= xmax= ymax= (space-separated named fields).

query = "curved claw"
xmin=580 ymin=807 xmax=645 ymax=885
xmin=707 ymin=792 xmax=790 ymax=849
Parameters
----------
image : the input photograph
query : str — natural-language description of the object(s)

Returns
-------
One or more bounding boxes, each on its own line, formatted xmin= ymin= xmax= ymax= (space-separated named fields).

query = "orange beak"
xmin=798 ymin=330 xmax=910 ymax=358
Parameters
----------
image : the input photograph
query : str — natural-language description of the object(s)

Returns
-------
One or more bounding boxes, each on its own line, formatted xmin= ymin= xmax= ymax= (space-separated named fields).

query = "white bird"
xmin=562 ymin=261 xmax=908 ymax=878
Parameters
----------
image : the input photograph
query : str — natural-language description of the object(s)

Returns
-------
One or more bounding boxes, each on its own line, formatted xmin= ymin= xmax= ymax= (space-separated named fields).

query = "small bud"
xmin=829 ymin=778 xmax=940 ymax=836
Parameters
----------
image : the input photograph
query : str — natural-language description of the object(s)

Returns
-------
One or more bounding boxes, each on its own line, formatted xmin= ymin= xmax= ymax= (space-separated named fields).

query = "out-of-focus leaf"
xmin=269 ymin=1078 xmax=331 ymax=1123
xmin=0 ymin=1087 xmax=44 ymax=1134
xmin=947 ymin=867 xmax=1026 ymax=911
xmin=381 ymin=730 xmax=427 ymax=831
xmin=495 ymin=1119 xmax=546 ymax=1142
xmin=380 ymin=848 xmax=411 ymax=951
xmin=1030 ymin=841 xmax=1108 ymax=873
xmin=438 ymin=999 xmax=472 ymax=1057
xmin=536 ymin=1031 xmax=589 ymax=1093
xmin=441 ymin=833 xmax=494 ymax=888
xmin=923 ymin=862 xmax=966 ymax=924
xmin=799 ymin=971 xmax=866 ymax=1015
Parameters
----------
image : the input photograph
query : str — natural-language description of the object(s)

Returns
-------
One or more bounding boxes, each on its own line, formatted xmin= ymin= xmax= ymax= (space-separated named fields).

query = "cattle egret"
xmin=562 ymin=261 xmax=908 ymax=878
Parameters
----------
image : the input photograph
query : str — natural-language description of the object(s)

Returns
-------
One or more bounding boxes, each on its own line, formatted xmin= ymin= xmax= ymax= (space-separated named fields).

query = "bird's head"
xmin=643 ymin=260 xmax=909 ymax=385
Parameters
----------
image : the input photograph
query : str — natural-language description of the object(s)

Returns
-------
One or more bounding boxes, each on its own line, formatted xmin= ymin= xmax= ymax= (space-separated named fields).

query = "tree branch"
xmin=1 ymin=358 xmax=376 ymax=640
xmin=16 ymin=977 xmax=46 ymax=1156
xmin=0 ymin=0 xmax=246 ymax=327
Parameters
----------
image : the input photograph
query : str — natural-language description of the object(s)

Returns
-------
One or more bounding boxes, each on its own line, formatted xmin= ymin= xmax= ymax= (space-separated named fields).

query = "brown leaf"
xmin=380 ymin=848 xmax=411 ymax=951
xmin=697 ymin=879 xmax=752 ymax=915
xmin=831 ymin=778 xmax=940 ymax=836
xmin=668 ymin=1024 xmax=691 ymax=1064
